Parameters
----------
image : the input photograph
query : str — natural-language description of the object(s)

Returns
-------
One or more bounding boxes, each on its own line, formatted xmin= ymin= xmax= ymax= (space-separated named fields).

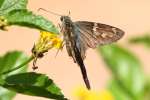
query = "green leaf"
xmin=129 ymin=34 xmax=150 ymax=48
xmin=0 ymin=51 xmax=28 ymax=77
xmin=0 ymin=51 xmax=29 ymax=100
xmin=5 ymin=9 xmax=59 ymax=33
xmin=0 ymin=0 xmax=5 ymax=8
xmin=2 ymin=72 xmax=67 ymax=100
xmin=108 ymin=80 xmax=131 ymax=100
xmin=0 ymin=0 xmax=27 ymax=15
xmin=0 ymin=87 xmax=16 ymax=100
xmin=144 ymin=77 xmax=150 ymax=100
xmin=98 ymin=44 xmax=145 ymax=99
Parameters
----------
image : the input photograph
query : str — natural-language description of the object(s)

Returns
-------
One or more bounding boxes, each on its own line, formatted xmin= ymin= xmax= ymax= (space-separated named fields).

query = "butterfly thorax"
xmin=60 ymin=16 xmax=78 ymax=62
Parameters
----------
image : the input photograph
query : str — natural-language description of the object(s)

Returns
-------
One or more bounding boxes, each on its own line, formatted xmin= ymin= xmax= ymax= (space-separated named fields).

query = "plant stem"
xmin=1 ymin=55 xmax=34 ymax=75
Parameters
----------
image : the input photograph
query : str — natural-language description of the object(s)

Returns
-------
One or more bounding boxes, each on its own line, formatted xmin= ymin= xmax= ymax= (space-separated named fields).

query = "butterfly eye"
xmin=60 ymin=16 xmax=63 ymax=21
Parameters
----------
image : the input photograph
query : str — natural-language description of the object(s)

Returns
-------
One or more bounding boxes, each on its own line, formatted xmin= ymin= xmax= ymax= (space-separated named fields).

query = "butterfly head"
xmin=60 ymin=16 xmax=72 ymax=23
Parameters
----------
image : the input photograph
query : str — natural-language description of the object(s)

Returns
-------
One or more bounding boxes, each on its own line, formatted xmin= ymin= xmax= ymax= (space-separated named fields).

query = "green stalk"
xmin=1 ymin=55 xmax=34 ymax=75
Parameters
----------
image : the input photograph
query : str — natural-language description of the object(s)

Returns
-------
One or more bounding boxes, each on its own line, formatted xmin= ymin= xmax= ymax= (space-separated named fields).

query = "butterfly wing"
xmin=74 ymin=21 xmax=125 ymax=48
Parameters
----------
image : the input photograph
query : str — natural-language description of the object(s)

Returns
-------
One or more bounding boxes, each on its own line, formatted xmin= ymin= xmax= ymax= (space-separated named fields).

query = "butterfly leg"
xmin=55 ymin=40 xmax=65 ymax=58
xmin=32 ymin=57 xmax=38 ymax=70
xmin=57 ymin=23 xmax=63 ymax=32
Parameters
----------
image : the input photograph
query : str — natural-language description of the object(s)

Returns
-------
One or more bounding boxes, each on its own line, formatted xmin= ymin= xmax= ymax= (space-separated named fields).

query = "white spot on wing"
xmin=101 ymin=33 xmax=108 ymax=38
xmin=93 ymin=23 xmax=100 ymax=35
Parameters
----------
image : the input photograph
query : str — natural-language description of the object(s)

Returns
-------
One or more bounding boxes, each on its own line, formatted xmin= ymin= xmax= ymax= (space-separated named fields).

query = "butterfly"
xmin=60 ymin=16 xmax=124 ymax=89
xmin=38 ymin=8 xmax=125 ymax=89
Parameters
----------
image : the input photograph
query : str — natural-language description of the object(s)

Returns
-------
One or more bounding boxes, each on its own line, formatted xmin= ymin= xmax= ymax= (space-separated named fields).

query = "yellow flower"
xmin=0 ymin=16 xmax=8 ymax=30
xmin=74 ymin=86 xmax=114 ymax=100
xmin=32 ymin=31 xmax=63 ymax=58
xmin=51 ymin=37 xmax=63 ymax=49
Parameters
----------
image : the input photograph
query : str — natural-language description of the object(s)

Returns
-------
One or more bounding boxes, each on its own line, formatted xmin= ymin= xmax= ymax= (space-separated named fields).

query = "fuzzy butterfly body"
xmin=60 ymin=16 xmax=124 ymax=89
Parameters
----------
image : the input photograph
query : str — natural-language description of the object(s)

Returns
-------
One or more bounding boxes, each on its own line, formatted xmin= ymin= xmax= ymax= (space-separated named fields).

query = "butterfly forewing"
xmin=75 ymin=21 xmax=125 ymax=48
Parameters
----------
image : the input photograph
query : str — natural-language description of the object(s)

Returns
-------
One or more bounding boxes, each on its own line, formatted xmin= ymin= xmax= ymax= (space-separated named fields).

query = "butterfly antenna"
xmin=38 ymin=8 xmax=62 ymax=16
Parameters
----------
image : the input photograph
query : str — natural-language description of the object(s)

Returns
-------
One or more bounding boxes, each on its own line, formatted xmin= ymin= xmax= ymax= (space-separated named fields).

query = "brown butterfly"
xmin=60 ymin=16 xmax=124 ymax=89
xmin=39 ymin=8 xmax=125 ymax=89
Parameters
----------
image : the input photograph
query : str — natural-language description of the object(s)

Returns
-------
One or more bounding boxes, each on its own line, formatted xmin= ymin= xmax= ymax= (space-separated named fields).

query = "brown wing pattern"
xmin=75 ymin=21 xmax=125 ymax=48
